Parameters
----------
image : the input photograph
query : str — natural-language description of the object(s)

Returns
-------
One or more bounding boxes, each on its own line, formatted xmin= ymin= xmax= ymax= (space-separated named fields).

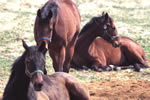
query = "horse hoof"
xmin=114 ymin=67 xmax=121 ymax=71
xmin=105 ymin=66 xmax=113 ymax=71
xmin=109 ymin=65 xmax=115 ymax=69
xmin=139 ymin=68 xmax=144 ymax=72
xmin=134 ymin=68 xmax=143 ymax=72
xmin=82 ymin=66 xmax=89 ymax=70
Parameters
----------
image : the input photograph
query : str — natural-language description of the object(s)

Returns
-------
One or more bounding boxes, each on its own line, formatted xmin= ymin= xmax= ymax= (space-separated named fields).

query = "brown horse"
xmin=34 ymin=0 xmax=80 ymax=72
xmin=2 ymin=40 xmax=90 ymax=100
xmin=71 ymin=12 xmax=149 ymax=72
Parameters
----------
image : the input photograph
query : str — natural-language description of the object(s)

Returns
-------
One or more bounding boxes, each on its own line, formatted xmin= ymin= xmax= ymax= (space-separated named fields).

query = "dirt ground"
xmin=88 ymin=80 xmax=150 ymax=100
xmin=0 ymin=80 xmax=150 ymax=100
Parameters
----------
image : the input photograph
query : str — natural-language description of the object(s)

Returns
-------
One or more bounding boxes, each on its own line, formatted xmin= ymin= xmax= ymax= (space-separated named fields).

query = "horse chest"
xmin=42 ymin=82 xmax=70 ymax=100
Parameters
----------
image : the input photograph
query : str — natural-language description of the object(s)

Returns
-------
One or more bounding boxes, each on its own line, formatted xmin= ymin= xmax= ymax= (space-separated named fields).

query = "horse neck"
xmin=3 ymin=55 xmax=31 ymax=100
xmin=78 ymin=27 xmax=100 ymax=49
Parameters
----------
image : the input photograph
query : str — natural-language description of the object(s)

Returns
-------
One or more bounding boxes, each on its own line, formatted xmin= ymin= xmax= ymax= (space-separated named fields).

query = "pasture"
xmin=0 ymin=0 xmax=150 ymax=99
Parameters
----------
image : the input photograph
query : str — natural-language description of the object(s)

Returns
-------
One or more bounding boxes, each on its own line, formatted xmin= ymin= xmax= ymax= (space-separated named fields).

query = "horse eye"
xmin=104 ymin=25 xmax=107 ymax=29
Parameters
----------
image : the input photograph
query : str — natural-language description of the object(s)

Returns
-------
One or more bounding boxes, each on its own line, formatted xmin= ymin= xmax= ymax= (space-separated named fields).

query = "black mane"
xmin=41 ymin=2 xmax=57 ymax=21
xmin=79 ymin=16 xmax=104 ymax=36
xmin=2 ymin=50 xmax=29 ymax=100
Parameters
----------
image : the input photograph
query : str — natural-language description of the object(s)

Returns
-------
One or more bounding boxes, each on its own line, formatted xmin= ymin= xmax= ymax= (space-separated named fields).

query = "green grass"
xmin=0 ymin=0 xmax=150 ymax=95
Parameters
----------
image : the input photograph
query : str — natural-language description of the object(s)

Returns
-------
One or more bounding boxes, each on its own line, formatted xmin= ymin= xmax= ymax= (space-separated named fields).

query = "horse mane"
xmin=79 ymin=16 xmax=104 ymax=36
xmin=41 ymin=2 xmax=58 ymax=21
xmin=79 ymin=17 xmax=95 ymax=36
xmin=11 ymin=52 xmax=26 ymax=73
xmin=2 ymin=51 xmax=29 ymax=100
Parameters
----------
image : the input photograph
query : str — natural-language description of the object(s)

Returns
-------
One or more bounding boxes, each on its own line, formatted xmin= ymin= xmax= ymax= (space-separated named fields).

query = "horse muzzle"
xmin=34 ymin=82 xmax=43 ymax=91
xmin=32 ymin=72 xmax=44 ymax=91
xmin=112 ymin=41 xmax=121 ymax=48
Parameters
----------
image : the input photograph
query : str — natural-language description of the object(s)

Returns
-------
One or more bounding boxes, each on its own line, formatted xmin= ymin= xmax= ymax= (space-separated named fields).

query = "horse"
xmin=34 ymin=0 xmax=81 ymax=73
xmin=71 ymin=12 xmax=149 ymax=72
xmin=2 ymin=40 xmax=90 ymax=100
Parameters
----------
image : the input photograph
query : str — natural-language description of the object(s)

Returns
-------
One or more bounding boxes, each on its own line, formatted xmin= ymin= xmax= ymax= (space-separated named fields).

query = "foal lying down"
xmin=2 ymin=40 xmax=90 ymax=100
xmin=71 ymin=13 xmax=149 ymax=72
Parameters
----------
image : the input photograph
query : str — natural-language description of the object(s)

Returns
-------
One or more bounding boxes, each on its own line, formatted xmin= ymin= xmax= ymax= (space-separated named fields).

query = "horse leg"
xmin=63 ymin=32 xmax=79 ymax=73
xmin=91 ymin=61 xmax=113 ymax=72
xmin=63 ymin=45 xmax=74 ymax=73
xmin=49 ymin=46 xmax=66 ymax=72
xmin=133 ymin=63 xmax=143 ymax=72
xmin=91 ymin=64 xmax=103 ymax=72
xmin=113 ymin=64 xmax=142 ymax=72
xmin=113 ymin=65 xmax=134 ymax=71
xmin=124 ymin=46 xmax=149 ymax=68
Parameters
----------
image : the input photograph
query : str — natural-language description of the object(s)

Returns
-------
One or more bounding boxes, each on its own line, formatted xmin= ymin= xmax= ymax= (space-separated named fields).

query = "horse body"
xmin=72 ymin=32 xmax=126 ymax=69
xmin=71 ymin=13 xmax=148 ymax=72
xmin=34 ymin=0 xmax=80 ymax=72
xmin=89 ymin=38 xmax=125 ymax=66
xmin=112 ymin=36 xmax=147 ymax=66
xmin=72 ymin=35 xmax=147 ymax=72
xmin=29 ymin=72 xmax=89 ymax=100
xmin=2 ymin=41 xmax=89 ymax=100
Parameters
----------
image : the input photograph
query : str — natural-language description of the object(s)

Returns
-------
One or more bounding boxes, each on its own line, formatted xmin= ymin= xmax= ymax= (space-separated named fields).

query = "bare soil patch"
xmin=1 ymin=80 xmax=150 ymax=100
xmin=88 ymin=80 xmax=150 ymax=100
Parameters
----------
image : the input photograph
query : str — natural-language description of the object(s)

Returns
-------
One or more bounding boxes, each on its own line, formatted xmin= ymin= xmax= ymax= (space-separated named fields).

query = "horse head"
xmin=34 ymin=2 xmax=57 ymax=49
xmin=93 ymin=12 xmax=118 ymax=43
xmin=22 ymin=40 xmax=47 ymax=91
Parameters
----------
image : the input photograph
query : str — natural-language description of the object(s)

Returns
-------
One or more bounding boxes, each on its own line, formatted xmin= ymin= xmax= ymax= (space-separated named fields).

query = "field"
xmin=0 ymin=0 xmax=150 ymax=99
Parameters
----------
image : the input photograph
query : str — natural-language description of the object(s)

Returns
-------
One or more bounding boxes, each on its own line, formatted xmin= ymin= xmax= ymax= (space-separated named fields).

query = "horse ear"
xmin=105 ymin=13 xmax=109 ymax=21
xmin=102 ymin=11 xmax=105 ymax=16
xmin=38 ymin=42 xmax=47 ymax=55
xmin=37 ymin=9 xmax=41 ymax=18
xmin=22 ymin=40 xmax=29 ymax=51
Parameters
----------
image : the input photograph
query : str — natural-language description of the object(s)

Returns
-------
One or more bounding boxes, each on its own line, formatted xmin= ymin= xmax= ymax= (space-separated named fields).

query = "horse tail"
xmin=41 ymin=2 xmax=57 ymax=22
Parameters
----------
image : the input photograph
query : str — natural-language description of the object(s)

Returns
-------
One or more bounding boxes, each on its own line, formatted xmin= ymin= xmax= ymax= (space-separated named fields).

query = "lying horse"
xmin=71 ymin=12 xmax=148 ymax=72
xmin=34 ymin=0 xmax=80 ymax=72
xmin=2 ymin=40 xmax=90 ymax=100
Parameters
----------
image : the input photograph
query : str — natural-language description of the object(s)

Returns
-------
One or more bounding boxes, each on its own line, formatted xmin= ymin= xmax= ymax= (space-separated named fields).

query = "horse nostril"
xmin=34 ymin=83 xmax=43 ymax=91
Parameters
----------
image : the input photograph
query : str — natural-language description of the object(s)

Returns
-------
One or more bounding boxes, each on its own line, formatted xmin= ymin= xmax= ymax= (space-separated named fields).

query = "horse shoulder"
xmin=89 ymin=38 xmax=107 ymax=64
xmin=90 ymin=38 xmax=123 ymax=65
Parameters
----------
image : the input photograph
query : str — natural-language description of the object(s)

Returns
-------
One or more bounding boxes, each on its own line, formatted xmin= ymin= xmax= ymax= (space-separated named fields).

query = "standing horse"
xmin=2 ymin=40 xmax=90 ymax=100
xmin=71 ymin=12 xmax=148 ymax=72
xmin=34 ymin=0 xmax=80 ymax=73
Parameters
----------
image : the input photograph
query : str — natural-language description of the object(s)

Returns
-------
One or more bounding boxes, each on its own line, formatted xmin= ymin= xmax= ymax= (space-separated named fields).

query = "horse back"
xmin=41 ymin=72 xmax=89 ymax=100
